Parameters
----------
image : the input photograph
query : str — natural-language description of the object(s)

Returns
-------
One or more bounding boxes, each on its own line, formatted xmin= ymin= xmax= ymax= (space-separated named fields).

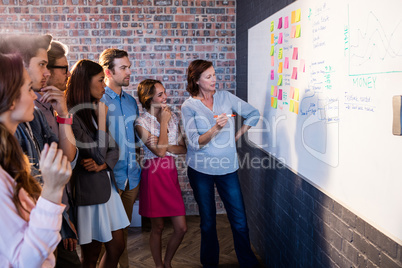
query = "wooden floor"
xmin=126 ymin=214 xmax=261 ymax=268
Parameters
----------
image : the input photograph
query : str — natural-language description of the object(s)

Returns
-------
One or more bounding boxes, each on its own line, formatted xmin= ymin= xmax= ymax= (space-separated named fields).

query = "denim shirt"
xmin=101 ymin=86 xmax=141 ymax=191
xmin=181 ymin=90 xmax=260 ymax=175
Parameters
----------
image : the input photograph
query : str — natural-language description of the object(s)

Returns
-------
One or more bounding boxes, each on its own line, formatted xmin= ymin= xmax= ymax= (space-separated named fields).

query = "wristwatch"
xmin=56 ymin=114 xmax=73 ymax=125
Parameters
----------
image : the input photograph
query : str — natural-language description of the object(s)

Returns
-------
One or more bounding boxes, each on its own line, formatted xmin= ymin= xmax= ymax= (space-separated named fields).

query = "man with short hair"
xmin=100 ymin=48 xmax=141 ymax=268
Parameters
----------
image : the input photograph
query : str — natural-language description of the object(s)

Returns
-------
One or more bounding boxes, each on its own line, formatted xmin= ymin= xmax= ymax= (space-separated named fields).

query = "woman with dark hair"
xmin=66 ymin=59 xmax=129 ymax=268
xmin=135 ymin=79 xmax=187 ymax=268
xmin=181 ymin=59 xmax=260 ymax=268
xmin=0 ymin=53 xmax=72 ymax=267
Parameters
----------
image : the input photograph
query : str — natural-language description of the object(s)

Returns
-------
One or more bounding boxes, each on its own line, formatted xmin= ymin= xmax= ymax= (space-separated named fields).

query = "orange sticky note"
xmin=291 ymin=10 xmax=296 ymax=24
xmin=292 ymin=47 xmax=298 ymax=60
xmin=295 ymin=9 xmax=301 ymax=22
xmin=294 ymin=88 xmax=299 ymax=101
xmin=292 ymin=67 xmax=298 ymax=80
xmin=271 ymin=56 xmax=275 ymax=66
xmin=271 ymin=33 xmax=275 ymax=44
xmin=289 ymin=100 xmax=294 ymax=112
xmin=295 ymin=25 xmax=301 ymax=38
xmin=271 ymin=97 xmax=275 ymax=107
xmin=291 ymin=25 xmax=296 ymax=38
xmin=277 ymin=75 xmax=283 ymax=86
xmin=278 ymin=62 xmax=283 ymax=73
xmin=294 ymin=101 xmax=299 ymax=114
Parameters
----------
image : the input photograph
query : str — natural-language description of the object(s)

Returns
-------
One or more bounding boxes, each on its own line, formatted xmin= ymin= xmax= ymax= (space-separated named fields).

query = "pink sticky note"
xmin=300 ymin=59 xmax=305 ymax=72
xmin=278 ymin=32 xmax=283 ymax=44
xmin=292 ymin=47 xmax=298 ymax=60
xmin=278 ymin=89 xmax=283 ymax=100
xmin=278 ymin=17 xmax=282 ymax=29
xmin=284 ymin=16 xmax=289 ymax=29
xmin=284 ymin=57 xmax=289 ymax=69
xmin=273 ymin=86 xmax=278 ymax=97
xmin=292 ymin=67 xmax=298 ymax=80
xmin=291 ymin=25 xmax=296 ymax=38
xmin=290 ymin=87 xmax=295 ymax=99
xmin=271 ymin=56 xmax=275 ymax=66
xmin=271 ymin=70 xmax=274 ymax=80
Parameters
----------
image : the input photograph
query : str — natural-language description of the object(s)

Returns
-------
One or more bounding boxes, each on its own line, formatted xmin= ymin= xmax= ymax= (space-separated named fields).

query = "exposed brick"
xmin=380 ymin=252 xmax=401 ymax=268
xmin=365 ymin=224 xmax=398 ymax=258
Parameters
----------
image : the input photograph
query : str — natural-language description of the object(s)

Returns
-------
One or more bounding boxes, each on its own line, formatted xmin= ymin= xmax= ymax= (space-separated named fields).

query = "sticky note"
xmin=291 ymin=25 xmax=296 ymax=38
xmin=273 ymin=98 xmax=278 ymax=108
xmin=284 ymin=57 xmax=289 ymax=69
xmin=278 ymin=48 xmax=283 ymax=59
xmin=278 ymin=62 xmax=283 ymax=73
xmin=290 ymin=86 xmax=295 ymax=99
xmin=271 ymin=97 xmax=275 ymax=107
xmin=278 ymin=17 xmax=282 ymax=29
xmin=271 ymin=85 xmax=275 ymax=95
xmin=284 ymin=16 xmax=289 ymax=29
xmin=278 ymin=89 xmax=283 ymax=100
xmin=271 ymin=70 xmax=274 ymax=80
xmin=295 ymin=9 xmax=301 ymax=22
xmin=294 ymin=101 xmax=299 ymax=114
xmin=278 ymin=32 xmax=283 ymax=44
xmin=270 ymin=21 xmax=274 ymax=32
xmin=273 ymin=86 xmax=278 ymax=97
xmin=271 ymin=33 xmax=275 ymax=44
xmin=271 ymin=56 xmax=275 ymax=66
xmin=294 ymin=88 xmax=299 ymax=101
xmin=270 ymin=45 xmax=274 ymax=56
xmin=300 ymin=59 xmax=305 ymax=72
xmin=277 ymin=75 xmax=283 ymax=86
xmin=292 ymin=67 xmax=298 ymax=80
xmin=291 ymin=10 xmax=296 ymax=24
xmin=292 ymin=47 xmax=298 ymax=60
xmin=295 ymin=25 xmax=301 ymax=38
xmin=290 ymin=100 xmax=294 ymax=112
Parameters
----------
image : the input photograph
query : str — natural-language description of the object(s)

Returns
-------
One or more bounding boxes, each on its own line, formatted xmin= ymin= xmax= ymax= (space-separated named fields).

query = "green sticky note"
xmin=278 ymin=48 xmax=283 ymax=59
xmin=289 ymin=100 xmax=294 ymax=112
xmin=270 ymin=21 xmax=274 ymax=32
xmin=271 ymin=85 xmax=275 ymax=95
xmin=270 ymin=45 xmax=274 ymax=56
xmin=295 ymin=25 xmax=301 ymax=38
xmin=277 ymin=75 xmax=283 ymax=86
xmin=273 ymin=98 xmax=278 ymax=108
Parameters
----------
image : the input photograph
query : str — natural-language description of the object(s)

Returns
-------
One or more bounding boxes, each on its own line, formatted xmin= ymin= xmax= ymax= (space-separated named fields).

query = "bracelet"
xmin=56 ymin=114 xmax=73 ymax=125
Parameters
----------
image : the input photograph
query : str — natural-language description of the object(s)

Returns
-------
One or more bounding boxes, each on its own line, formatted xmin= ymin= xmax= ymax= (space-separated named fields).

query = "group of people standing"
xmin=0 ymin=33 xmax=260 ymax=268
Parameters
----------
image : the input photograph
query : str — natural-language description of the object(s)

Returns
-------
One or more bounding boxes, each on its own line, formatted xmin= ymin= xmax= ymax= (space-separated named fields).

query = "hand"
xmin=40 ymin=86 xmax=69 ymax=117
xmin=146 ymin=135 xmax=159 ymax=147
xmin=63 ymin=238 xmax=78 ymax=251
xmin=40 ymin=143 xmax=72 ymax=204
xmin=215 ymin=113 xmax=228 ymax=129
xmin=160 ymin=106 xmax=171 ymax=124
xmin=80 ymin=158 xmax=106 ymax=172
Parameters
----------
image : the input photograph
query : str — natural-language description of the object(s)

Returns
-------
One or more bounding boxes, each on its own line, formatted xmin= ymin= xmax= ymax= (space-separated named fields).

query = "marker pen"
xmin=213 ymin=114 xmax=236 ymax=118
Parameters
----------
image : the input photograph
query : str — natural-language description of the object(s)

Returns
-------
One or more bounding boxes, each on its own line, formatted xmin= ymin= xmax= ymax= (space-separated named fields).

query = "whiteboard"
xmin=248 ymin=0 xmax=402 ymax=243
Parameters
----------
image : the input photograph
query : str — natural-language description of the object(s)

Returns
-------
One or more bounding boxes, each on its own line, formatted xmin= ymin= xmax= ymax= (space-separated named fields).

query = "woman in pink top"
xmin=0 ymin=53 xmax=72 ymax=267
xmin=135 ymin=79 xmax=187 ymax=268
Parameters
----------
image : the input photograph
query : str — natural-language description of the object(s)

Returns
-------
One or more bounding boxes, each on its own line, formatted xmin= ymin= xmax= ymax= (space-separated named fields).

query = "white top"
xmin=0 ymin=166 xmax=65 ymax=268
xmin=135 ymin=111 xmax=180 ymax=160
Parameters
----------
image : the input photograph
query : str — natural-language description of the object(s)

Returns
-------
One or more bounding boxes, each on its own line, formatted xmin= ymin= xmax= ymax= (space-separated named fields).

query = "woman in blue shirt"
xmin=181 ymin=60 xmax=260 ymax=268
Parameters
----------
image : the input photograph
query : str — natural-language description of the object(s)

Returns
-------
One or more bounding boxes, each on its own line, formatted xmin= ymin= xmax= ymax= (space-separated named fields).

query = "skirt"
xmin=139 ymin=156 xmax=186 ymax=218
xmin=77 ymin=172 xmax=130 ymax=245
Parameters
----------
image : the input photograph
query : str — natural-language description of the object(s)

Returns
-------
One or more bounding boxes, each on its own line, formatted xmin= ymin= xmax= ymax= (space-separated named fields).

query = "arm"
xmin=40 ymin=86 xmax=77 ymax=162
xmin=167 ymin=124 xmax=187 ymax=154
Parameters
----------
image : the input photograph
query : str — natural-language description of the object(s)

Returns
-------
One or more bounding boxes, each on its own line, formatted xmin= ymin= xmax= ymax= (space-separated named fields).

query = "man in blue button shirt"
xmin=100 ymin=48 xmax=141 ymax=268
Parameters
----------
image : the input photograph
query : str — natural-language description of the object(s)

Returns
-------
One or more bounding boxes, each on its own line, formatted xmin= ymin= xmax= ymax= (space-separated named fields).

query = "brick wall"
xmin=236 ymin=0 xmax=402 ymax=267
xmin=0 ymin=0 xmax=236 ymax=215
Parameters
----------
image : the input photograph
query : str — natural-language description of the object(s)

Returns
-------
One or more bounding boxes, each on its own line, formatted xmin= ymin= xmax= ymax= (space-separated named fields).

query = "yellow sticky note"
xmin=271 ymin=85 xmax=275 ymax=95
xmin=289 ymin=100 xmax=294 ymax=112
xmin=294 ymin=101 xmax=299 ymax=114
xmin=278 ymin=48 xmax=283 ymax=59
xmin=278 ymin=62 xmax=283 ymax=73
xmin=277 ymin=75 xmax=283 ymax=86
xmin=270 ymin=45 xmax=274 ymax=56
xmin=291 ymin=10 xmax=296 ymax=24
xmin=271 ymin=33 xmax=275 ymax=44
xmin=294 ymin=88 xmax=299 ymax=101
xmin=273 ymin=98 xmax=278 ymax=108
xmin=295 ymin=9 xmax=301 ymax=22
xmin=271 ymin=97 xmax=275 ymax=107
xmin=270 ymin=21 xmax=274 ymax=32
xmin=295 ymin=25 xmax=301 ymax=38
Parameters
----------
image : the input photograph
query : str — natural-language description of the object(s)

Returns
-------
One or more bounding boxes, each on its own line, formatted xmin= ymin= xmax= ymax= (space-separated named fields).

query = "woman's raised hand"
xmin=40 ymin=142 xmax=72 ymax=204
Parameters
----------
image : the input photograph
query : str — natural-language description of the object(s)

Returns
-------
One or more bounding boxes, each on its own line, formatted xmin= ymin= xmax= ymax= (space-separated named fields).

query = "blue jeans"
xmin=187 ymin=167 xmax=259 ymax=268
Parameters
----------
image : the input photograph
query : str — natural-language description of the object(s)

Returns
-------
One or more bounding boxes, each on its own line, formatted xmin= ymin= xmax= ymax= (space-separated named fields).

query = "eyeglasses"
xmin=47 ymin=65 xmax=69 ymax=74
